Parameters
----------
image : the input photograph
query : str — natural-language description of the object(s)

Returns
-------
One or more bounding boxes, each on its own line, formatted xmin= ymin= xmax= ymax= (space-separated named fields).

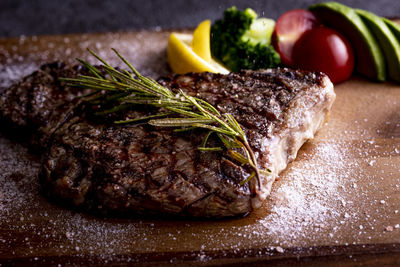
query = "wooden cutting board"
xmin=0 ymin=28 xmax=399 ymax=266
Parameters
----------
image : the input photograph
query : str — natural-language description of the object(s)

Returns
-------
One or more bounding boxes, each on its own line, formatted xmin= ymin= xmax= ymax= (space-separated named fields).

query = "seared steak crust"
xmin=0 ymin=63 xmax=335 ymax=218
xmin=0 ymin=62 xmax=88 ymax=148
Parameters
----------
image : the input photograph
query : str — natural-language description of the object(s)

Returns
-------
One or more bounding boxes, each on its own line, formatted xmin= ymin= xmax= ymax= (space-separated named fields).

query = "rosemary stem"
xmin=238 ymin=139 xmax=261 ymax=188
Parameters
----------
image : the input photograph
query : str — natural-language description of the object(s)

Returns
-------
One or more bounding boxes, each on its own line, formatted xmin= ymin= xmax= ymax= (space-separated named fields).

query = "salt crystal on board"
xmin=385 ymin=226 xmax=393 ymax=232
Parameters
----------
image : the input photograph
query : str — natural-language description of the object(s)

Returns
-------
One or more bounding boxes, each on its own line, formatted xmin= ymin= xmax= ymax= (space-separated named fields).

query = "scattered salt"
xmin=0 ymin=63 xmax=39 ymax=88
xmin=385 ymin=226 xmax=393 ymax=232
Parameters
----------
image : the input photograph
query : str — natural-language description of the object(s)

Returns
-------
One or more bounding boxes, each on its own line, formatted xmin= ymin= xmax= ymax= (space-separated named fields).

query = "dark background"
xmin=1 ymin=0 xmax=400 ymax=37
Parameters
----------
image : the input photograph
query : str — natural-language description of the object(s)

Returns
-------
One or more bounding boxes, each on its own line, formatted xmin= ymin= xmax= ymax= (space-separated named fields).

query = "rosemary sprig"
xmin=60 ymin=48 xmax=271 ymax=189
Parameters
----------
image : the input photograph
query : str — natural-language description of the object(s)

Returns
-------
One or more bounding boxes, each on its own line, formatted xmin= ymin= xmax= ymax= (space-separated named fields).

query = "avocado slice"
xmin=309 ymin=2 xmax=386 ymax=81
xmin=356 ymin=9 xmax=400 ymax=82
xmin=383 ymin=18 xmax=400 ymax=43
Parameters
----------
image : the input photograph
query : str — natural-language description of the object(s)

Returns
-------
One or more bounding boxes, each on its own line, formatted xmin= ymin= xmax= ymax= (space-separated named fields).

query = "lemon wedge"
xmin=167 ymin=20 xmax=229 ymax=74
xmin=192 ymin=20 xmax=212 ymax=62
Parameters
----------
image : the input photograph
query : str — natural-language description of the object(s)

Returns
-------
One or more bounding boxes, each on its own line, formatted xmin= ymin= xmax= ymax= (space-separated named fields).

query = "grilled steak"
xmin=0 ymin=62 xmax=335 ymax=218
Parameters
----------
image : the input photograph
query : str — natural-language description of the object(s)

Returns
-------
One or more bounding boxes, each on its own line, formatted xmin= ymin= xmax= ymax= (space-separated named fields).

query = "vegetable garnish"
xmin=167 ymin=20 xmax=229 ymax=74
xmin=272 ymin=9 xmax=320 ymax=67
xmin=60 ymin=49 xmax=271 ymax=188
xmin=211 ymin=7 xmax=281 ymax=72
xmin=292 ymin=27 xmax=354 ymax=83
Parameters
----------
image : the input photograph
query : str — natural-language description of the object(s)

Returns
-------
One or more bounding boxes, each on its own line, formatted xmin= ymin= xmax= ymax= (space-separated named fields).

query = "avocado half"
xmin=356 ymin=9 xmax=400 ymax=82
xmin=309 ymin=2 xmax=386 ymax=82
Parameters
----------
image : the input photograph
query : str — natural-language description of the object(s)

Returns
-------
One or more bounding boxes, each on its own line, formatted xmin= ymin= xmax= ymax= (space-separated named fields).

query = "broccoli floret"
xmin=211 ymin=7 xmax=281 ymax=72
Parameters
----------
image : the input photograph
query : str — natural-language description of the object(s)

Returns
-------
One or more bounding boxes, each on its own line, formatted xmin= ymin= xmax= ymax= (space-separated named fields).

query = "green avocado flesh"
xmin=383 ymin=18 xmax=400 ymax=45
xmin=309 ymin=2 xmax=386 ymax=81
xmin=356 ymin=9 xmax=400 ymax=82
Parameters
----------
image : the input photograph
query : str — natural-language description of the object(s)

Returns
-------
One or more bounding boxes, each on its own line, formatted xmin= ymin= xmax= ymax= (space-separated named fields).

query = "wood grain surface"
xmin=0 ymin=27 xmax=399 ymax=266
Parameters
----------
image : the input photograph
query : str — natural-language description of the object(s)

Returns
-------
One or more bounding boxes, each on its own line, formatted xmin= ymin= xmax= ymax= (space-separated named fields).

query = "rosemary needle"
xmin=60 ymin=48 xmax=271 ymax=188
